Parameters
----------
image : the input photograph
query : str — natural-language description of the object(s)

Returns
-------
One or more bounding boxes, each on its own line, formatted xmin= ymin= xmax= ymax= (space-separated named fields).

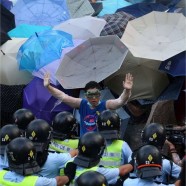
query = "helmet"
xmin=136 ymin=145 xmax=162 ymax=179
xmin=74 ymin=132 xmax=106 ymax=168
xmin=75 ymin=171 xmax=108 ymax=186
xmin=52 ymin=111 xmax=78 ymax=140
xmin=0 ymin=124 xmax=22 ymax=155
xmin=26 ymin=119 xmax=51 ymax=151
xmin=7 ymin=137 xmax=40 ymax=176
xmin=13 ymin=108 xmax=35 ymax=130
xmin=141 ymin=123 xmax=166 ymax=149
xmin=97 ymin=110 xmax=120 ymax=140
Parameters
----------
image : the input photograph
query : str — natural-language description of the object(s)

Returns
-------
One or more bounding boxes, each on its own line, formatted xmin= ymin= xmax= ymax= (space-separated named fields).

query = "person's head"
xmin=7 ymin=137 xmax=40 ymax=176
xmin=52 ymin=111 xmax=78 ymax=140
xmin=0 ymin=124 xmax=22 ymax=155
xmin=84 ymin=81 xmax=102 ymax=108
xmin=74 ymin=132 xmax=106 ymax=168
xmin=26 ymin=119 xmax=52 ymax=166
xmin=75 ymin=171 xmax=108 ymax=186
xmin=141 ymin=123 xmax=166 ymax=149
xmin=136 ymin=145 xmax=162 ymax=179
xmin=97 ymin=110 xmax=121 ymax=140
xmin=13 ymin=108 xmax=35 ymax=131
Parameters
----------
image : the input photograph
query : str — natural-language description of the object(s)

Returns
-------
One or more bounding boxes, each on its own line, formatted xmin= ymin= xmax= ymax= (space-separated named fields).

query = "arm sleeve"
xmin=35 ymin=177 xmax=57 ymax=186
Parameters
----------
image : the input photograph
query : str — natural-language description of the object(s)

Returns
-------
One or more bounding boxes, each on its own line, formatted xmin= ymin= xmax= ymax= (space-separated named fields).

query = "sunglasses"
xmin=85 ymin=90 xmax=101 ymax=99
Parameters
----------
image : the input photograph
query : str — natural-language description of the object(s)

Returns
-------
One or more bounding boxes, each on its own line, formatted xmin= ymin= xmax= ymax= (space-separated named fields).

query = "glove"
xmin=64 ymin=162 xmax=77 ymax=184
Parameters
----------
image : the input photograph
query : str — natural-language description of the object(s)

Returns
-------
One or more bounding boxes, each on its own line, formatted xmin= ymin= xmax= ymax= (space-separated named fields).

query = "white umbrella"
xmin=0 ymin=38 xmax=33 ymax=85
xmin=56 ymin=35 xmax=128 ymax=89
xmin=121 ymin=11 xmax=186 ymax=61
xmin=53 ymin=16 xmax=106 ymax=40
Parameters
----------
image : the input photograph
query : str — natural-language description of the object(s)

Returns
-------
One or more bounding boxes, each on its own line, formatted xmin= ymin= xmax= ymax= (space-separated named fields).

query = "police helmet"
xmin=74 ymin=132 xmax=106 ymax=168
xmin=0 ymin=124 xmax=22 ymax=155
xmin=97 ymin=110 xmax=121 ymax=140
xmin=141 ymin=123 xmax=166 ymax=149
xmin=26 ymin=119 xmax=52 ymax=152
xmin=136 ymin=145 xmax=162 ymax=179
xmin=7 ymin=137 xmax=40 ymax=176
xmin=75 ymin=171 xmax=108 ymax=186
xmin=52 ymin=111 xmax=77 ymax=140
xmin=13 ymin=108 xmax=35 ymax=130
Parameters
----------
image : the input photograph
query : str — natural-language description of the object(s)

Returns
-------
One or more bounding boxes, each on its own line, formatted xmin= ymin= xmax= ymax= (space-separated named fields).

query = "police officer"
xmin=124 ymin=145 xmax=171 ymax=186
xmin=0 ymin=124 xmax=22 ymax=169
xmin=61 ymin=132 xmax=133 ymax=185
xmin=0 ymin=137 xmax=76 ymax=186
xmin=13 ymin=108 xmax=35 ymax=133
xmin=26 ymin=119 xmax=76 ymax=178
xmin=75 ymin=171 xmax=108 ymax=186
xmin=49 ymin=111 xmax=79 ymax=153
xmin=97 ymin=110 xmax=132 ymax=168
xmin=141 ymin=123 xmax=181 ymax=184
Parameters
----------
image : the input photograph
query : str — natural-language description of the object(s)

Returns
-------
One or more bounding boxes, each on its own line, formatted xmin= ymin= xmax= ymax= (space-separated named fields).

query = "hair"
xmin=84 ymin=81 xmax=102 ymax=92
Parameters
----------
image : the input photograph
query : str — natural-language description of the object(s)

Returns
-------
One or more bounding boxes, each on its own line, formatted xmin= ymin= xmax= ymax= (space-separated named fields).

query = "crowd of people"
xmin=0 ymin=73 xmax=185 ymax=186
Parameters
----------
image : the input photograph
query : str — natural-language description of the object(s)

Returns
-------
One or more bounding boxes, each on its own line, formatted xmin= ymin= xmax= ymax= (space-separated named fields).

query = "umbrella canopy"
xmin=66 ymin=0 xmax=94 ymax=18
xmin=17 ymin=30 xmax=73 ymax=72
xmin=1 ymin=3 xmax=15 ymax=32
xmin=0 ymin=38 xmax=33 ymax=85
xmin=53 ymin=16 xmax=106 ymax=40
xmin=1 ymin=31 xmax=11 ymax=45
xmin=116 ymin=3 xmax=169 ymax=18
xmin=0 ymin=0 xmax=13 ymax=10
xmin=8 ymin=24 xmax=52 ymax=38
xmin=11 ymin=0 xmax=70 ymax=26
xmin=32 ymin=39 xmax=85 ymax=85
xmin=23 ymin=77 xmax=73 ymax=124
xmin=56 ymin=35 xmax=128 ymax=89
xmin=100 ymin=11 xmax=135 ymax=38
xmin=121 ymin=11 xmax=186 ymax=61
xmin=104 ymin=52 xmax=170 ymax=100
xmin=159 ymin=51 xmax=186 ymax=77
xmin=98 ymin=0 xmax=132 ymax=16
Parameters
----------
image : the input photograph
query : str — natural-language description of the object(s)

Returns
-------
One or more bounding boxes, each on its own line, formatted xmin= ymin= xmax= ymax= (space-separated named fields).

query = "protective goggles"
xmin=85 ymin=90 xmax=101 ymax=99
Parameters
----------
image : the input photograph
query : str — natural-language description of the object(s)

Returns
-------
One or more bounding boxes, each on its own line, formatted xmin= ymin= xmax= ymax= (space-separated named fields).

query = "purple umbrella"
xmin=159 ymin=51 xmax=186 ymax=77
xmin=23 ymin=77 xmax=74 ymax=124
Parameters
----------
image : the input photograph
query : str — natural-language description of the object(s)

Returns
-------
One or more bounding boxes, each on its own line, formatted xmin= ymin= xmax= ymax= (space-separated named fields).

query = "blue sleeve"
xmin=121 ymin=142 xmax=133 ymax=165
xmin=35 ymin=177 xmax=57 ymax=186
xmin=97 ymin=167 xmax=119 ymax=185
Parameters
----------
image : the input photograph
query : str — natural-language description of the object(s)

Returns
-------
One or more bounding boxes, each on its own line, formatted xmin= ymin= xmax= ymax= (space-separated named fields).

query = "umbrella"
xmin=11 ymin=0 xmax=70 ymax=26
xmin=1 ymin=31 xmax=11 ymax=45
xmin=1 ymin=3 xmax=15 ymax=32
xmin=32 ymin=39 xmax=85 ymax=86
xmin=66 ymin=0 xmax=94 ymax=18
xmin=23 ymin=77 xmax=73 ymax=124
xmin=100 ymin=11 xmax=135 ymax=39
xmin=0 ymin=38 xmax=33 ymax=85
xmin=116 ymin=3 xmax=169 ymax=18
xmin=98 ymin=0 xmax=132 ymax=16
xmin=159 ymin=51 xmax=186 ymax=77
xmin=0 ymin=0 xmax=13 ymax=10
xmin=56 ymin=35 xmax=128 ymax=89
xmin=17 ymin=30 xmax=73 ymax=72
xmin=8 ymin=24 xmax=52 ymax=38
xmin=104 ymin=52 xmax=170 ymax=100
xmin=121 ymin=11 xmax=186 ymax=61
xmin=53 ymin=16 xmax=106 ymax=40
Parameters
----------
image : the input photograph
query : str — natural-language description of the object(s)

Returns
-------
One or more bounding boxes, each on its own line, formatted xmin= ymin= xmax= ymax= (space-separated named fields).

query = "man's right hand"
xmin=44 ymin=72 xmax=50 ymax=87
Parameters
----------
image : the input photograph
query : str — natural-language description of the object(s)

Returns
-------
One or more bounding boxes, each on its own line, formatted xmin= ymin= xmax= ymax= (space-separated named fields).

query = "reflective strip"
xmin=103 ymin=151 xmax=121 ymax=158
xmin=99 ymin=160 xmax=121 ymax=167
xmin=50 ymin=141 xmax=72 ymax=152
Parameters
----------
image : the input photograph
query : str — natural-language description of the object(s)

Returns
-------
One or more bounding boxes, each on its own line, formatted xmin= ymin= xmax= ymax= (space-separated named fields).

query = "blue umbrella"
xmin=0 ymin=0 xmax=13 ymax=10
xmin=17 ymin=30 xmax=74 ymax=72
xmin=116 ymin=3 xmax=168 ymax=18
xmin=8 ymin=24 xmax=52 ymax=38
xmin=11 ymin=0 xmax=70 ymax=26
xmin=159 ymin=51 xmax=186 ymax=77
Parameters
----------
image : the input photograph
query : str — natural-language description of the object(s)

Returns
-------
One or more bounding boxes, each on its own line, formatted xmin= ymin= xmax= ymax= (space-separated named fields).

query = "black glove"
xmin=64 ymin=162 xmax=77 ymax=184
